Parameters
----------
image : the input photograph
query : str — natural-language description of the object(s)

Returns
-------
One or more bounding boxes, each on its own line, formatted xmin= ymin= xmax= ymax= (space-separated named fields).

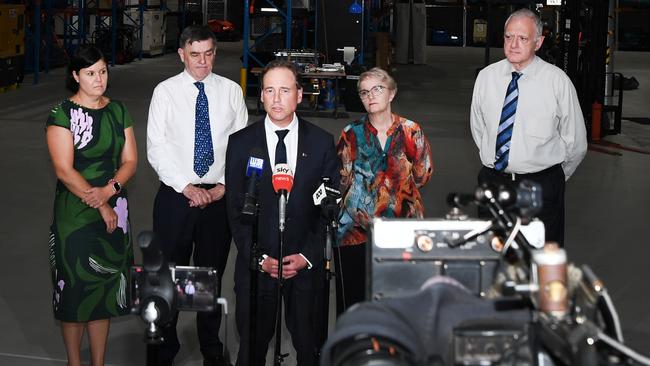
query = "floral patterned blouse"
xmin=336 ymin=113 xmax=433 ymax=246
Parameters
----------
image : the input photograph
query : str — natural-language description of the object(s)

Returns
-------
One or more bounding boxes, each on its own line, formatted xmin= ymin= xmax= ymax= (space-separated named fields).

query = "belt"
xmin=193 ymin=183 xmax=217 ymax=189
xmin=487 ymin=164 xmax=561 ymax=181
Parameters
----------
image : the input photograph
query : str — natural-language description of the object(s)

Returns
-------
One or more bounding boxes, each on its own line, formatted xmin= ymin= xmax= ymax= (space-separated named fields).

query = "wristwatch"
xmin=258 ymin=254 xmax=268 ymax=273
xmin=108 ymin=178 xmax=122 ymax=194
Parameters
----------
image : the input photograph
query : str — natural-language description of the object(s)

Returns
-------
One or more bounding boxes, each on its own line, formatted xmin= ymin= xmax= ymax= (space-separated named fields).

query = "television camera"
xmin=321 ymin=181 xmax=650 ymax=366
xmin=130 ymin=231 xmax=231 ymax=365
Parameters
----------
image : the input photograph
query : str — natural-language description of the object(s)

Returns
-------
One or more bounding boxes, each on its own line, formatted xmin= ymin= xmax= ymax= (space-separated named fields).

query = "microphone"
xmin=272 ymin=163 xmax=294 ymax=194
xmin=313 ymin=177 xmax=341 ymax=206
xmin=272 ymin=164 xmax=294 ymax=232
xmin=242 ymin=148 xmax=265 ymax=216
xmin=313 ymin=177 xmax=341 ymax=229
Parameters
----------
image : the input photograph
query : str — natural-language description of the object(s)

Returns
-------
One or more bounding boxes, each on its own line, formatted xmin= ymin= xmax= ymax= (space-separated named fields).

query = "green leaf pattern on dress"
xmin=47 ymin=99 xmax=134 ymax=322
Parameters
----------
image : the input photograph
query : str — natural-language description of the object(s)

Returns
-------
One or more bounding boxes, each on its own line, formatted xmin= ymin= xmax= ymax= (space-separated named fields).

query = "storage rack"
xmin=14 ymin=0 xmax=193 ymax=84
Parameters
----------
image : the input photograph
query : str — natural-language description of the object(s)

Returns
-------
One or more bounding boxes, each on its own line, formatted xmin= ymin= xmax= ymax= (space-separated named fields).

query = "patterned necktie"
xmin=494 ymin=71 xmax=522 ymax=171
xmin=275 ymin=129 xmax=289 ymax=165
xmin=193 ymin=81 xmax=214 ymax=177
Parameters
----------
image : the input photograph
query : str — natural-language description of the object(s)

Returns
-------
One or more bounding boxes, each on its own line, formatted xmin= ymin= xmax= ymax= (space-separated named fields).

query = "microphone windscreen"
xmin=246 ymin=147 xmax=265 ymax=177
xmin=272 ymin=164 xmax=294 ymax=193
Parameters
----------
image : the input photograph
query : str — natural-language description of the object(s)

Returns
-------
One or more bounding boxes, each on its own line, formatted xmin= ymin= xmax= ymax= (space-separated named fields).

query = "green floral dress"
xmin=47 ymin=99 xmax=134 ymax=322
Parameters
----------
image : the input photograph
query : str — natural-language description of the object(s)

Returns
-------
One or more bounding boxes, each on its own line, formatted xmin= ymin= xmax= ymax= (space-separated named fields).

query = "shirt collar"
xmin=504 ymin=55 xmax=540 ymax=78
xmin=264 ymin=113 xmax=299 ymax=133
xmin=364 ymin=113 xmax=400 ymax=136
xmin=182 ymin=70 xmax=214 ymax=86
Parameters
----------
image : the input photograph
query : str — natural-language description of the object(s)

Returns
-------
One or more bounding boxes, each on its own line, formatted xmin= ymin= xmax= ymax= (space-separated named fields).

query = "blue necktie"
xmin=193 ymin=81 xmax=214 ymax=177
xmin=494 ymin=72 xmax=522 ymax=171
xmin=275 ymin=130 xmax=289 ymax=165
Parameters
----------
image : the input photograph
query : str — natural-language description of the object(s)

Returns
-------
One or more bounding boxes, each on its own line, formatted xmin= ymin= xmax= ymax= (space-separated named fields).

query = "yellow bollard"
xmin=240 ymin=68 xmax=247 ymax=97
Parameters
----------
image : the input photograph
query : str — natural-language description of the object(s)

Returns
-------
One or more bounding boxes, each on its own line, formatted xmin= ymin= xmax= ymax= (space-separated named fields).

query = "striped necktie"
xmin=494 ymin=71 xmax=522 ymax=171
xmin=193 ymin=81 xmax=214 ymax=177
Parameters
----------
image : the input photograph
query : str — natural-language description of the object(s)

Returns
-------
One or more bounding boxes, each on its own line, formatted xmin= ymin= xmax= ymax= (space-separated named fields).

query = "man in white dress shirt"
xmin=470 ymin=9 xmax=587 ymax=246
xmin=147 ymin=25 xmax=248 ymax=366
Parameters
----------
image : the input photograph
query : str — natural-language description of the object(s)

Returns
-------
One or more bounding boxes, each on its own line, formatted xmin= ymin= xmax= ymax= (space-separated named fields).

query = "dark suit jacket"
xmin=225 ymin=118 xmax=340 ymax=291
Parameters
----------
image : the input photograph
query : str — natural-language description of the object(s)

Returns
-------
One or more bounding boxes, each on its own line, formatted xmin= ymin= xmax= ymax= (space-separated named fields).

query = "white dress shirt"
xmin=470 ymin=56 xmax=587 ymax=180
xmin=147 ymin=70 xmax=248 ymax=192
xmin=264 ymin=113 xmax=299 ymax=173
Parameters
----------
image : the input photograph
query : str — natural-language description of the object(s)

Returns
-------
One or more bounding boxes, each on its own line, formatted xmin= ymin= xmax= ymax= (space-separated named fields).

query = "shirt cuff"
xmin=299 ymin=253 xmax=313 ymax=270
xmin=171 ymin=178 xmax=192 ymax=194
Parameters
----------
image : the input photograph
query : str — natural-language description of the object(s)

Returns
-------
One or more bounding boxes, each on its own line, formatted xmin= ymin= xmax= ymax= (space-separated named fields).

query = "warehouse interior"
xmin=0 ymin=0 xmax=649 ymax=364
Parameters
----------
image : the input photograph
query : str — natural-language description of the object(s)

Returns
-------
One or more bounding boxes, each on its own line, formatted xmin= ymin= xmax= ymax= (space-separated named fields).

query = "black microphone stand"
xmin=320 ymin=197 xmax=338 ymax=347
xmin=273 ymin=192 xmax=289 ymax=365
xmin=243 ymin=163 xmax=263 ymax=365
xmin=246 ymin=204 xmax=260 ymax=365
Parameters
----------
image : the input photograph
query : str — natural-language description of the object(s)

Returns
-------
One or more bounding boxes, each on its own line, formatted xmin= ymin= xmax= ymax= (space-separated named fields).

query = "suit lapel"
xmin=287 ymin=119 xmax=309 ymax=211
xmin=294 ymin=119 xmax=308 ymax=184
xmin=253 ymin=121 xmax=273 ymax=182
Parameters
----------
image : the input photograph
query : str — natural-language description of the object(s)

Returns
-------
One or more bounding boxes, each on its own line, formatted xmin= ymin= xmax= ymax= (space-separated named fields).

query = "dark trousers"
xmin=153 ymin=183 xmax=232 ymax=364
xmin=478 ymin=165 xmax=565 ymax=246
xmin=333 ymin=243 xmax=367 ymax=315
xmin=235 ymin=277 xmax=319 ymax=366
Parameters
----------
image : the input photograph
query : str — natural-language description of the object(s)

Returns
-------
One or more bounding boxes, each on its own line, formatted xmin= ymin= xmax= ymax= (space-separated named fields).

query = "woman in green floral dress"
xmin=46 ymin=45 xmax=137 ymax=366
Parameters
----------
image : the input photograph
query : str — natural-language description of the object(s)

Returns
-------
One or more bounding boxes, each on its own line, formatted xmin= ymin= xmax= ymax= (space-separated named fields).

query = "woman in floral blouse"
xmin=335 ymin=67 xmax=433 ymax=314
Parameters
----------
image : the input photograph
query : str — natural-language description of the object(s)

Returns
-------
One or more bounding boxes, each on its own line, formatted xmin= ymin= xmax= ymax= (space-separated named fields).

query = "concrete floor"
xmin=1 ymin=42 xmax=649 ymax=365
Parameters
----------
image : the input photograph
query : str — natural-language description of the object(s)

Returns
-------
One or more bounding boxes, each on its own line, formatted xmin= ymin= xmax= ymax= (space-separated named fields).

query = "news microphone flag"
xmin=246 ymin=156 xmax=264 ymax=177
xmin=313 ymin=181 xmax=342 ymax=205
xmin=272 ymin=164 xmax=294 ymax=193
xmin=242 ymin=149 xmax=265 ymax=217
xmin=312 ymin=183 xmax=326 ymax=205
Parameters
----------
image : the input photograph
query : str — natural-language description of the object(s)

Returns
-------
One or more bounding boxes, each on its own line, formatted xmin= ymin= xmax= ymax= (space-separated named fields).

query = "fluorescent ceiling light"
xmin=261 ymin=7 xmax=279 ymax=12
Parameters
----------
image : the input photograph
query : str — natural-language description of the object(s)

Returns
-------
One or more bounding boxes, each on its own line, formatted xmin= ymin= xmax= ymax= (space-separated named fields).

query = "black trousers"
xmin=235 ymin=277 xmax=320 ymax=366
xmin=478 ymin=165 xmax=565 ymax=246
xmin=333 ymin=243 xmax=367 ymax=315
xmin=153 ymin=183 xmax=232 ymax=364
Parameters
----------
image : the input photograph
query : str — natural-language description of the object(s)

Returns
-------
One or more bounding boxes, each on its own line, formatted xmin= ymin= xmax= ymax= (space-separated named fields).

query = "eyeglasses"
xmin=358 ymin=85 xmax=387 ymax=99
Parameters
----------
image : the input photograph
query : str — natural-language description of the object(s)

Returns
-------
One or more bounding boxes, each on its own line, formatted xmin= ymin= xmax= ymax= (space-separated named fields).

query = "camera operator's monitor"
xmin=369 ymin=218 xmax=501 ymax=300
xmin=131 ymin=266 xmax=219 ymax=312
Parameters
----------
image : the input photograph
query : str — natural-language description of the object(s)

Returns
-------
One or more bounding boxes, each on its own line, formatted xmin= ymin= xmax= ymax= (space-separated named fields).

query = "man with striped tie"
xmin=470 ymin=9 xmax=587 ymax=246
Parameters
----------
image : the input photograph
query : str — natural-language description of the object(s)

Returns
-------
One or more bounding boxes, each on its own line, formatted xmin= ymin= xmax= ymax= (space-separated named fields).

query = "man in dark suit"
xmin=225 ymin=60 xmax=340 ymax=366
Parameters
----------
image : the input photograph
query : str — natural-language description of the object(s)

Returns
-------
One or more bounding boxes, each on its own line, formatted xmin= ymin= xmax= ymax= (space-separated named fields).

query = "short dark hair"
xmin=66 ymin=44 xmax=106 ymax=93
xmin=260 ymin=60 xmax=302 ymax=90
xmin=179 ymin=25 xmax=217 ymax=49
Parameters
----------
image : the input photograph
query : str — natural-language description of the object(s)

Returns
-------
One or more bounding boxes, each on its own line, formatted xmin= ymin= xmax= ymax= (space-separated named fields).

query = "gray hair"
xmin=357 ymin=67 xmax=397 ymax=92
xmin=504 ymin=8 xmax=543 ymax=39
